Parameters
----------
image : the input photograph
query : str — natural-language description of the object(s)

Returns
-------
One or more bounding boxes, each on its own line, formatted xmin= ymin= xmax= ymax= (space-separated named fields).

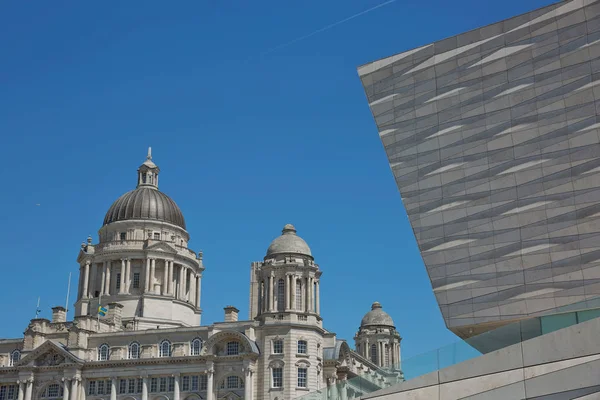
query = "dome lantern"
xmin=102 ymin=149 xmax=186 ymax=229
xmin=137 ymin=147 xmax=160 ymax=189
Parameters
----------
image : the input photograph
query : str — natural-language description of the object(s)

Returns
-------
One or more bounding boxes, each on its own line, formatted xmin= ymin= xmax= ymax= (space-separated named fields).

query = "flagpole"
xmin=97 ymin=292 xmax=101 ymax=331
xmin=65 ymin=272 xmax=72 ymax=314
xmin=35 ymin=297 xmax=41 ymax=318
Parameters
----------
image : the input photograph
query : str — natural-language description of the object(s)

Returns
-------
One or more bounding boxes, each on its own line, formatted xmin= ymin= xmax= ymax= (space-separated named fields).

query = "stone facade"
xmin=0 ymin=150 xmax=402 ymax=400
xmin=358 ymin=0 xmax=600 ymax=339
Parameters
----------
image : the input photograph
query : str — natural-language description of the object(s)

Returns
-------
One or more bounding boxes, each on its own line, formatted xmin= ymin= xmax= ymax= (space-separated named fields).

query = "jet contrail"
xmin=260 ymin=0 xmax=397 ymax=57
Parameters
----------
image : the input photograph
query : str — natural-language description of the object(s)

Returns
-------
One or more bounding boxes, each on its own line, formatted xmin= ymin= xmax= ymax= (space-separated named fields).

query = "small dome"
xmin=103 ymin=187 xmax=186 ymax=229
xmin=266 ymin=224 xmax=312 ymax=258
xmin=361 ymin=302 xmax=395 ymax=327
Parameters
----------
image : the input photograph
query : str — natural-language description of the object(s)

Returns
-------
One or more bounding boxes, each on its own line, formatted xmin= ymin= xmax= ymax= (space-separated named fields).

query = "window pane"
xmin=273 ymin=340 xmax=283 ymax=354
xmin=272 ymin=368 xmax=283 ymax=388
xmin=133 ymin=273 xmax=140 ymax=289
xmin=182 ymin=377 xmax=189 ymax=392
xmin=191 ymin=376 xmax=199 ymax=391
xmin=298 ymin=368 xmax=307 ymax=388
xmin=298 ymin=340 xmax=307 ymax=354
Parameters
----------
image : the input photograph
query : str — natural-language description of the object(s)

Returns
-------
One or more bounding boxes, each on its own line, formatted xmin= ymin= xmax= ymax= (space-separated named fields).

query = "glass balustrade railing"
xmin=295 ymin=296 xmax=600 ymax=399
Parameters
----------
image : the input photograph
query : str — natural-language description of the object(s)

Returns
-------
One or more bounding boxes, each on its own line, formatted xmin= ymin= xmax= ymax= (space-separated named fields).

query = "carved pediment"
xmin=35 ymin=351 xmax=66 ymax=367
xmin=17 ymin=340 xmax=82 ymax=367
xmin=145 ymin=241 xmax=177 ymax=254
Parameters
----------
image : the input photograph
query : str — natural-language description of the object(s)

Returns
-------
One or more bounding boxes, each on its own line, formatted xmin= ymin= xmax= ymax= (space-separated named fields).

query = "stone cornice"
xmin=82 ymin=353 xmax=258 ymax=370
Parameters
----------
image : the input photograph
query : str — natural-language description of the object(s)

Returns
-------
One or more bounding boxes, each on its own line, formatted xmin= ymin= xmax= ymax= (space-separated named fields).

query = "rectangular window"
xmin=159 ymin=377 xmax=167 ymax=393
xmin=273 ymin=339 xmax=283 ymax=354
xmin=88 ymin=382 xmax=96 ymax=396
xmin=297 ymin=340 xmax=307 ymax=354
xmin=272 ymin=368 xmax=283 ymax=388
xmin=200 ymin=375 xmax=207 ymax=391
xmin=191 ymin=376 xmax=199 ymax=391
xmin=154 ymin=232 xmax=160 ymax=240
xmin=48 ymin=385 xmax=60 ymax=398
xmin=128 ymin=379 xmax=135 ymax=394
xmin=150 ymin=378 xmax=157 ymax=393
xmin=168 ymin=377 xmax=175 ymax=392
xmin=137 ymin=379 xmax=143 ymax=394
xmin=116 ymin=273 xmax=121 ymax=290
xmin=7 ymin=386 xmax=15 ymax=400
xmin=226 ymin=341 xmax=239 ymax=355
xmin=106 ymin=381 xmax=111 ymax=394
xmin=182 ymin=376 xmax=190 ymax=392
xmin=298 ymin=368 xmax=307 ymax=388
xmin=133 ymin=272 xmax=140 ymax=289
xmin=97 ymin=381 xmax=105 ymax=395
xmin=0 ymin=386 xmax=6 ymax=400
xmin=119 ymin=380 xmax=127 ymax=394
xmin=120 ymin=232 xmax=126 ymax=240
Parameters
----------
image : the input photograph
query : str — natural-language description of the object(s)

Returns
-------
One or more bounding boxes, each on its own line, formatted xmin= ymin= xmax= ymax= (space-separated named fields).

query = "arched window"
xmin=128 ymin=342 xmax=140 ymax=359
xmin=159 ymin=340 xmax=172 ymax=357
xmin=370 ymin=344 xmax=378 ymax=364
xmin=98 ymin=344 xmax=110 ymax=361
xmin=9 ymin=350 xmax=20 ymax=366
xmin=190 ymin=338 xmax=202 ymax=356
xmin=277 ymin=279 xmax=285 ymax=311
xmin=295 ymin=281 xmax=302 ymax=310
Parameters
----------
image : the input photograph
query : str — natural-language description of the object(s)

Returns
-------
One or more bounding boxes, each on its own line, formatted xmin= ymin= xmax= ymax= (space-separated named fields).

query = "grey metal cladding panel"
xmin=359 ymin=0 xmax=600 ymax=330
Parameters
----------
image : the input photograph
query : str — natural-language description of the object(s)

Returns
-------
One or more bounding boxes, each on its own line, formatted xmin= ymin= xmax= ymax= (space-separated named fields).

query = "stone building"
xmin=0 ymin=150 xmax=402 ymax=400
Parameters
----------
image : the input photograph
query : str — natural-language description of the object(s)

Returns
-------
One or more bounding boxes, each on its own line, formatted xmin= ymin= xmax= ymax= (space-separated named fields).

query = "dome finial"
xmin=147 ymin=146 xmax=152 ymax=160
xmin=282 ymin=224 xmax=296 ymax=235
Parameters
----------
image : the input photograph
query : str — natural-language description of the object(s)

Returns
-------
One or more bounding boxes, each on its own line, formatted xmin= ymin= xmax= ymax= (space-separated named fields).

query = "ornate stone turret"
xmin=249 ymin=224 xmax=322 ymax=325
xmin=354 ymin=302 xmax=402 ymax=369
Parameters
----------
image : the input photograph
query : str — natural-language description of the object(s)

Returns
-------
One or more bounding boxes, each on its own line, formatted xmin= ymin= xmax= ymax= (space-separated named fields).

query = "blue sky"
xmin=0 ymin=0 xmax=552 ymax=360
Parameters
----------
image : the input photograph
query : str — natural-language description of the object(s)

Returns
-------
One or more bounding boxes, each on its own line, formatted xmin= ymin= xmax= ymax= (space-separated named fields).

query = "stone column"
xmin=244 ymin=368 xmax=253 ymax=400
xmin=79 ymin=378 xmax=86 ymax=400
xmin=162 ymin=261 xmax=169 ymax=295
xmin=182 ymin=268 xmax=188 ymax=300
xmin=309 ymin=277 xmax=314 ymax=312
xmin=125 ymin=259 xmax=131 ymax=293
xmin=61 ymin=379 xmax=69 ymax=400
xmin=189 ymin=274 xmax=196 ymax=304
xmin=196 ymin=275 xmax=201 ymax=308
xmin=110 ymin=378 xmax=117 ymax=400
xmin=269 ymin=273 xmax=275 ymax=312
xmin=168 ymin=261 xmax=174 ymax=295
xmin=174 ymin=374 xmax=181 ymax=400
xmin=291 ymin=276 xmax=296 ymax=311
xmin=17 ymin=381 xmax=24 ymax=400
xmin=24 ymin=379 xmax=33 ymax=400
xmin=100 ymin=262 xmax=107 ymax=295
xmin=82 ymin=261 xmax=90 ymax=299
xmin=105 ymin=261 xmax=111 ymax=295
xmin=119 ymin=259 xmax=126 ymax=294
xmin=340 ymin=377 xmax=348 ymax=400
xmin=141 ymin=376 xmax=148 ymax=400
xmin=178 ymin=266 xmax=184 ymax=299
xmin=90 ymin=263 xmax=98 ymax=297
xmin=206 ymin=367 xmax=214 ymax=400
xmin=144 ymin=258 xmax=150 ymax=293
xmin=316 ymin=280 xmax=320 ymax=314
xmin=328 ymin=377 xmax=337 ymax=400
xmin=70 ymin=378 xmax=79 ymax=400
xmin=150 ymin=259 xmax=156 ymax=294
